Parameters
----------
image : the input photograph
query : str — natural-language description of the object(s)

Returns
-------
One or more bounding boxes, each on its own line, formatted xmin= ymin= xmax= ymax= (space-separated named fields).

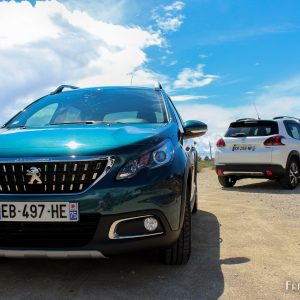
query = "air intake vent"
xmin=0 ymin=213 xmax=100 ymax=248
xmin=0 ymin=156 xmax=114 ymax=194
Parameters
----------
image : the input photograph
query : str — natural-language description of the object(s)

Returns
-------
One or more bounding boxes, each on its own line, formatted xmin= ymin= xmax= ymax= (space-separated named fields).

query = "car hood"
xmin=0 ymin=124 xmax=174 ymax=157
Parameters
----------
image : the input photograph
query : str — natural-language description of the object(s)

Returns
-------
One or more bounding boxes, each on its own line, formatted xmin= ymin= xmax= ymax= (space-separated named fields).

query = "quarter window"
xmin=168 ymin=97 xmax=184 ymax=132
xmin=284 ymin=121 xmax=300 ymax=140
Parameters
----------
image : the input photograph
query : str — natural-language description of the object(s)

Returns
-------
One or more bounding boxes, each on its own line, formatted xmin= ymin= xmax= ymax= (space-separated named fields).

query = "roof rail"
xmin=235 ymin=118 xmax=257 ymax=122
xmin=50 ymin=85 xmax=79 ymax=95
xmin=154 ymin=82 xmax=163 ymax=90
xmin=273 ymin=116 xmax=300 ymax=121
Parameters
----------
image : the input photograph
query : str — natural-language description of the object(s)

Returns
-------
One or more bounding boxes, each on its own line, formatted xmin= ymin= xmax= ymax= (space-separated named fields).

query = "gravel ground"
xmin=0 ymin=169 xmax=299 ymax=300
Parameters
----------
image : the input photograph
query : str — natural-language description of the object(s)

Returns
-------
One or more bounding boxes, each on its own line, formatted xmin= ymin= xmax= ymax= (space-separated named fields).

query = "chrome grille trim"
xmin=0 ymin=155 xmax=115 ymax=196
xmin=108 ymin=215 xmax=164 ymax=240
xmin=0 ymin=155 xmax=112 ymax=163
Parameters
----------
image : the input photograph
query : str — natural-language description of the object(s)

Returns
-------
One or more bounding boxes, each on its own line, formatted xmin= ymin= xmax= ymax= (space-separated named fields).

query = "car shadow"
xmin=223 ymin=179 xmax=300 ymax=195
xmin=0 ymin=211 xmax=248 ymax=300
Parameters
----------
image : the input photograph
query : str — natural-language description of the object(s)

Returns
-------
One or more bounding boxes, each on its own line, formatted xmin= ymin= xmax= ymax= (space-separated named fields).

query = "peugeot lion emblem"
xmin=26 ymin=167 xmax=42 ymax=184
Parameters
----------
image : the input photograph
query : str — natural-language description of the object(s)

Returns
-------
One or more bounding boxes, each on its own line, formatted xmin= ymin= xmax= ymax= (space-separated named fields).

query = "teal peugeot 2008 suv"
xmin=0 ymin=83 xmax=207 ymax=265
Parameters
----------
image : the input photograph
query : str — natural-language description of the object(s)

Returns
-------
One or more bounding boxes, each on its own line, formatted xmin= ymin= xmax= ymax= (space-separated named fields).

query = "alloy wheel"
xmin=289 ymin=162 xmax=299 ymax=187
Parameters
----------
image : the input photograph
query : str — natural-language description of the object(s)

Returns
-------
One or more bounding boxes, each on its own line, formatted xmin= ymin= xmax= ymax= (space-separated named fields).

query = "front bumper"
xmin=0 ymin=209 xmax=181 ymax=257
xmin=0 ymin=163 xmax=184 ymax=256
xmin=215 ymin=163 xmax=285 ymax=178
xmin=0 ymin=142 xmax=188 ymax=257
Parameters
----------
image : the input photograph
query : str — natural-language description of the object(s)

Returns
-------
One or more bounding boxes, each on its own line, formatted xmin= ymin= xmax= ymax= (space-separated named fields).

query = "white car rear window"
xmin=225 ymin=121 xmax=279 ymax=137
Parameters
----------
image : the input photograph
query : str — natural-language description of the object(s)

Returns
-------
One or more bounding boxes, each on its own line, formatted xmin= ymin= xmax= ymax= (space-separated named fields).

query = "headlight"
xmin=116 ymin=140 xmax=174 ymax=180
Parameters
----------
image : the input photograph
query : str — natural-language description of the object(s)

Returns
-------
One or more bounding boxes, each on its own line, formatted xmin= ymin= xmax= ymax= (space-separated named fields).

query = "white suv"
xmin=215 ymin=117 xmax=300 ymax=189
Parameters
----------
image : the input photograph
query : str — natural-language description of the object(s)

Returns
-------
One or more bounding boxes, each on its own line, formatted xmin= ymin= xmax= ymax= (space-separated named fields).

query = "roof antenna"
xmin=252 ymin=99 xmax=260 ymax=120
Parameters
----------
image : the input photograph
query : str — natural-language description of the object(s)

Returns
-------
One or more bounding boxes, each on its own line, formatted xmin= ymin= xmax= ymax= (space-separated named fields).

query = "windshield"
xmin=225 ymin=121 xmax=279 ymax=137
xmin=6 ymin=88 xmax=168 ymax=128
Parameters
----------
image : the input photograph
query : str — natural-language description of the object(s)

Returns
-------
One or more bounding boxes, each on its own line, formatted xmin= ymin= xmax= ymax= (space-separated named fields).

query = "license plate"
xmin=232 ymin=144 xmax=256 ymax=151
xmin=0 ymin=202 xmax=79 ymax=222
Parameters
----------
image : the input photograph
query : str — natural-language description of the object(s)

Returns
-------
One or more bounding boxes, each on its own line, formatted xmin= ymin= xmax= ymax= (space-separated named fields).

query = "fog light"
xmin=144 ymin=217 xmax=158 ymax=232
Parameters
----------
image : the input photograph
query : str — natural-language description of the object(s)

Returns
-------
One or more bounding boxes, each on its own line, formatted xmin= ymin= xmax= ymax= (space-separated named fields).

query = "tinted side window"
xmin=284 ymin=121 xmax=300 ymax=140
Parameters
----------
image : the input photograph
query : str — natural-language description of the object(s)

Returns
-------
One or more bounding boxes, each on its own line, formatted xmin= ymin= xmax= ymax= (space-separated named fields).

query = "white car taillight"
xmin=264 ymin=135 xmax=285 ymax=146
xmin=216 ymin=138 xmax=226 ymax=148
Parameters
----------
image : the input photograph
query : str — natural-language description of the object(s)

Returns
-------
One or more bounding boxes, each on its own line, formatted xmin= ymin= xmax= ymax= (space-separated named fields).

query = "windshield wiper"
xmin=49 ymin=121 xmax=99 ymax=125
xmin=6 ymin=125 xmax=27 ymax=129
xmin=48 ymin=121 xmax=123 ymax=126
xmin=230 ymin=132 xmax=247 ymax=137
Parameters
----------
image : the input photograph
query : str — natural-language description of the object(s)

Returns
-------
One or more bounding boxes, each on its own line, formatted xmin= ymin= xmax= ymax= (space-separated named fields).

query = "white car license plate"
xmin=232 ymin=144 xmax=256 ymax=151
xmin=0 ymin=202 xmax=79 ymax=222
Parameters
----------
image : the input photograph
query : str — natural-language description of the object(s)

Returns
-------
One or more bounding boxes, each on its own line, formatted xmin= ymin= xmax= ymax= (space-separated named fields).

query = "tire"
xmin=192 ymin=174 xmax=198 ymax=214
xmin=162 ymin=186 xmax=191 ymax=265
xmin=218 ymin=175 xmax=236 ymax=187
xmin=192 ymin=191 xmax=198 ymax=214
xmin=280 ymin=158 xmax=299 ymax=189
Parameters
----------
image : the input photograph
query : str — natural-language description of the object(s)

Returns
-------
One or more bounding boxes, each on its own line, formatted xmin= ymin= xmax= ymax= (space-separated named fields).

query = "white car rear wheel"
xmin=218 ymin=175 xmax=236 ymax=187
xmin=281 ymin=158 xmax=299 ymax=189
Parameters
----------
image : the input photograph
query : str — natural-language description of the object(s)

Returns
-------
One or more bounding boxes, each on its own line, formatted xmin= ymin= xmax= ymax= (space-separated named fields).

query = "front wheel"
xmin=280 ymin=158 xmax=299 ymax=189
xmin=162 ymin=187 xmax=191 ymax=265
xmin=192 ymin=172 xmax=198 ymax=214
xmin=218 ymin=175 xmax=236 ymax=187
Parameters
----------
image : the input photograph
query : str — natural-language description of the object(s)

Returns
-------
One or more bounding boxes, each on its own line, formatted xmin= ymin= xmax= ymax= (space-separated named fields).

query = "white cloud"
xmin=245 ymin=91 xmax=256 ymax=95
xmin=152 ymin=1 xmax=185 ymax=33
xmin=174 ymin=64 xmax=219 ymax=89
xmin=57 ymin=0 xmax=138 ymax=25
xmin=199 ymin=54 xmax=208 ymax=58
xmin=0 ymin=0 xmax=163 ymax=122
xmin=171 ymin=95 xmax=208 ymax=101
xmin=155 ymin=16 xmax=185 ymax=32
xmin=163 ymin=1 xmax=185 ymax=11
xmin=169 ymin=60 xmax=177 ymax=66
xmin=165 ymin=49 xmax=173 ymax=55
xmin=127 ymin=68 xmax=168 ymax=87
xmin=175 ymin=75 xmax=300 ymax=156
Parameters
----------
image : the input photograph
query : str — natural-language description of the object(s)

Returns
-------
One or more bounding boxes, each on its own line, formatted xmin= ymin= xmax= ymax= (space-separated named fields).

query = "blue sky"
xmin=1 ymin=0 xmax=300 ymax=155
xmin=136 ymin=0 xmax=300 ymax=107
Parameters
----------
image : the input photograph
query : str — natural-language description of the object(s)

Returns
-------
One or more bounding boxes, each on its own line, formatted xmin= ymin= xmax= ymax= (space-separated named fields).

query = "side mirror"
xmin=183 ymin=120 xmax=208 ymax=138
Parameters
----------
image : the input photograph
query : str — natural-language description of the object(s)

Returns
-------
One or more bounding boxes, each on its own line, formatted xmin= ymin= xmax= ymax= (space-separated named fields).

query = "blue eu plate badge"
xmin=69 ymin=202 xmax=79 ymax=221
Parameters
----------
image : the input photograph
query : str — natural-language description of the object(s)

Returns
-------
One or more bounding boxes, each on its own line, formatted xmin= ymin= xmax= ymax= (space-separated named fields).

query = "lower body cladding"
xmin=216 ymin=163 xmax=285 ymax=179
xmin=0 ymin=250 xmax=105 ymax=258
xmin=0 ymin=210 xmax=181 ymax=258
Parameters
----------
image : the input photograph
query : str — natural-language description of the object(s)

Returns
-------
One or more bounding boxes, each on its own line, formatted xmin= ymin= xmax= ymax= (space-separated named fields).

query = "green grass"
xmin=197 ymin=160 xmax=215 ymax=172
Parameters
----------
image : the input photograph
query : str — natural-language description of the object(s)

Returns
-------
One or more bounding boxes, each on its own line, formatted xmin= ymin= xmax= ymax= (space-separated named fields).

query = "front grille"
xmin=0 ymin=214 xmax=100 ymax=248
xmin=0 ymin=157 xmax=112 ymax=194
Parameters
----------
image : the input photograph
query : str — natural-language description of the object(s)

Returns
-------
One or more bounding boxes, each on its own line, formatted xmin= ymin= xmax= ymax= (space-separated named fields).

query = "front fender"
xmin=178 ymin=148 xmax=194 ymax=230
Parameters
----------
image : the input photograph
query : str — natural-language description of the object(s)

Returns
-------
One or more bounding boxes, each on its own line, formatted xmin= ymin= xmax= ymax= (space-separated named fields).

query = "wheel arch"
xmin=286 ymin=150 xmax=300 ymax=168
xmin=178 ymin=161 xmax=194 ymax=230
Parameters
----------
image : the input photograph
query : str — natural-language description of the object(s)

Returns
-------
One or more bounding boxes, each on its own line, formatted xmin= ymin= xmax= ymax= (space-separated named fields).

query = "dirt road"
xmin=199 ymin=168 xmax=300 ymax=300
xmin=0 ymin=169 xmax=299 ymax=299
